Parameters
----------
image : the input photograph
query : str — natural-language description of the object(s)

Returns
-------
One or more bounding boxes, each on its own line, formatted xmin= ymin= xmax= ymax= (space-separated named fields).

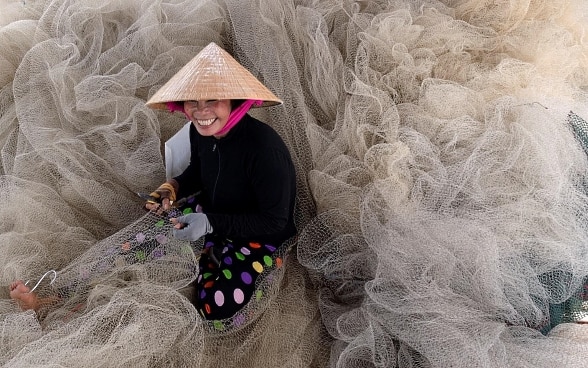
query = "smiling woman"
xmin=183 ymin=99 xmax=232 ymax=137
xmin=144 ymin=42 xmax=297 ymax=322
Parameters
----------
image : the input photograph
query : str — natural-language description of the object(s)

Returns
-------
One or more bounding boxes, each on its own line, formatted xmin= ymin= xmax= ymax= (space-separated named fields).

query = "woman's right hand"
xmin=145 ymin=180 xmax=178 ymax=212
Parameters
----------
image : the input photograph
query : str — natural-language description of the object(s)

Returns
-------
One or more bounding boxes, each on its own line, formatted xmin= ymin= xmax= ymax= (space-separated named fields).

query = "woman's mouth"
xmin=196 ymin=118 xmax=217 ymax=126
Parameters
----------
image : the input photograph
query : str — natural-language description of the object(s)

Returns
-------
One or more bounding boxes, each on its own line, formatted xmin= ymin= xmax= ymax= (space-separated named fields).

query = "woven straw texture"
xmin=146 ymin=42 xmax=282 ymax=109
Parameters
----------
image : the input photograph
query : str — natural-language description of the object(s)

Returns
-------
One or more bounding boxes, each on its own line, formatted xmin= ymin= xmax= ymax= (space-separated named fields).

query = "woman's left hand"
xmin=171 ymin=213 xmax=213 ymax=241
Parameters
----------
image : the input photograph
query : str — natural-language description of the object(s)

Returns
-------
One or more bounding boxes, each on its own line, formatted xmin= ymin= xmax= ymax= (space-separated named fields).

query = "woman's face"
xmin=184 ymin=99 xmax=232 ymax=137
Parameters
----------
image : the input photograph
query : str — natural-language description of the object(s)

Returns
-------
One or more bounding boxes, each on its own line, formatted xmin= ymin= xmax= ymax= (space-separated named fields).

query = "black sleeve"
xmin=173 ymin=162 xmax=201 ymax=199
xmin=206 ymin=147 xmax=295 ymax=239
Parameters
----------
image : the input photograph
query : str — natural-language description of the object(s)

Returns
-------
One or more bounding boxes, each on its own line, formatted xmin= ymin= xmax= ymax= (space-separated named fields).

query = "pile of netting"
xmin=1 ymin=0 xmax=588 ymax=367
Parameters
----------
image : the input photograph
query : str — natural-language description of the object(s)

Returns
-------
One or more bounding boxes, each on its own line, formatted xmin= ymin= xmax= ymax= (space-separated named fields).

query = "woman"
xmin=145 ymin=42 xmax=297 ymax=320
xmin=10 ymin=42 xmax=296 ymax=324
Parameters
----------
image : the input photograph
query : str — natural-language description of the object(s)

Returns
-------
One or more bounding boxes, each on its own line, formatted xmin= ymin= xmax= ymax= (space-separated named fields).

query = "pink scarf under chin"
xmin=166 ymin=100 xmax=263 ymax=136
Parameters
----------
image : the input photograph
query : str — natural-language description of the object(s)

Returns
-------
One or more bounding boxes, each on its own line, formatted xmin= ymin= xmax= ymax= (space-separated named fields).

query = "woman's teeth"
xmin=197 ymin=118 xmax=216 ymax=126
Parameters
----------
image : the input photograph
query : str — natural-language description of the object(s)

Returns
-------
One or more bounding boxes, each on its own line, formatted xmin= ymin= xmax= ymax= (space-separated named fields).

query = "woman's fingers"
xmin=161 ymin=198 xmax=171 ymax=210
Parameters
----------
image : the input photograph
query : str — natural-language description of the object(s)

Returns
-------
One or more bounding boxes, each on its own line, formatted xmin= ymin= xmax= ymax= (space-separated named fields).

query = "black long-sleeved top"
xmin=174 ymin=114 xmax=297 ymax=245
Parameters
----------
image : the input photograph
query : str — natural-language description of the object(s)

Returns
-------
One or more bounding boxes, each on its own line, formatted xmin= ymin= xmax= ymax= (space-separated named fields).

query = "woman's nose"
xmin=193 ymin=101 xmax=208 ymax=110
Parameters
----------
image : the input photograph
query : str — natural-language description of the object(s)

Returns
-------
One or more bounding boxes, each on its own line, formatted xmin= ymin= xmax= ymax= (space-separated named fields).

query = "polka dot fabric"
xmin=193 ymin=238 xmax=282 ymax=321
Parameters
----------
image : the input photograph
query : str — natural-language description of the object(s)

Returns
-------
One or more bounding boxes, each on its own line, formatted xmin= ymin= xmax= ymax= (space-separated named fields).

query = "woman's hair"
xmin=231 ymin=99 xmax=245 ymax=109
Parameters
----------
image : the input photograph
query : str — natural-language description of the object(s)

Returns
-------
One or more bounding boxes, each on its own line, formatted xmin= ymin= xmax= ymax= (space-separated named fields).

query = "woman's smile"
xmin=184 ymin=99 xmax=232 ymax=137
xmin=196 ymin=118 xmax=217 ymax=126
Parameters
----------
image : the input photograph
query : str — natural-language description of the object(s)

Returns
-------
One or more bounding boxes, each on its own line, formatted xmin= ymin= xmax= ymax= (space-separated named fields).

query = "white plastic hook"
xmin=24 ymin=270 xmax=57 ymax=293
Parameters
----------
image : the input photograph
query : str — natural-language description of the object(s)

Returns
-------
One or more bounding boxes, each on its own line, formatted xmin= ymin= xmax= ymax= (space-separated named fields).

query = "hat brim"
xmin=146 ymin=42 xmax=283 ymax=110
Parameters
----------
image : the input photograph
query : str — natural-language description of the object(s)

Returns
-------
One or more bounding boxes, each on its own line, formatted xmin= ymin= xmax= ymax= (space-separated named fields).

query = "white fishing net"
xmin=1 ymin=0 xmax=587 ymax=366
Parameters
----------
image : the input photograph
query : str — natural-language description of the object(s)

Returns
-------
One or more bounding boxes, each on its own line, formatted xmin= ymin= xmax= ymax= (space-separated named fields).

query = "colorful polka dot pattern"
xmin=193 ymin=239 xmax=282 ymax=321
xmin=115 ymin=204 xmax=202 ymax=267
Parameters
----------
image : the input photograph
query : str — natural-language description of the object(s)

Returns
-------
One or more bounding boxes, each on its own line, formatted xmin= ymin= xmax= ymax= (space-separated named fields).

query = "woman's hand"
xmin=145 ymin=180 xmax=178 ymax=212
xmin=171 ymin=213 xmax=213 ymax=241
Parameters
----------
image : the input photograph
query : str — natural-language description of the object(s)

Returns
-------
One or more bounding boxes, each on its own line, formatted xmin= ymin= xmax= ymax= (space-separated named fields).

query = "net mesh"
xmin=1 ymin=0 xmax=588 ymax=366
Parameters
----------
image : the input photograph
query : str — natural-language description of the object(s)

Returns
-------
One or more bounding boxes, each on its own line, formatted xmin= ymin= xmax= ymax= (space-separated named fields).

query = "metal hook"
xmin=24 ymin=270 xmax=57 ymax=293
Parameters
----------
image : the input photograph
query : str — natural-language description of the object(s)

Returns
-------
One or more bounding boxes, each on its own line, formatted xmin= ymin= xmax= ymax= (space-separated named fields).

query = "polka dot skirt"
xmin=193 ymin=238 xmax=279 ymax=321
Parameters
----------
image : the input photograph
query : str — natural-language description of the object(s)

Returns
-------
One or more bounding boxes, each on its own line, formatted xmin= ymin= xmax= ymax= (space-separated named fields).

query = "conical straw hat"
xmin=146 ymin=42 xmax=283 ymax=110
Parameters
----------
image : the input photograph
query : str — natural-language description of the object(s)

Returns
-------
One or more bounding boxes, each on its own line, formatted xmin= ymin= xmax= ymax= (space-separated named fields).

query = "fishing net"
xmin=1 ymin=0 xmax=588 ymax=367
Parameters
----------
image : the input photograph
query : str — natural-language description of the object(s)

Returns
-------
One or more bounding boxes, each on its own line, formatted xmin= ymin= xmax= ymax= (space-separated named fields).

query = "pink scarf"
xmin=166 ymin=100 xmax=263 ymax=136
